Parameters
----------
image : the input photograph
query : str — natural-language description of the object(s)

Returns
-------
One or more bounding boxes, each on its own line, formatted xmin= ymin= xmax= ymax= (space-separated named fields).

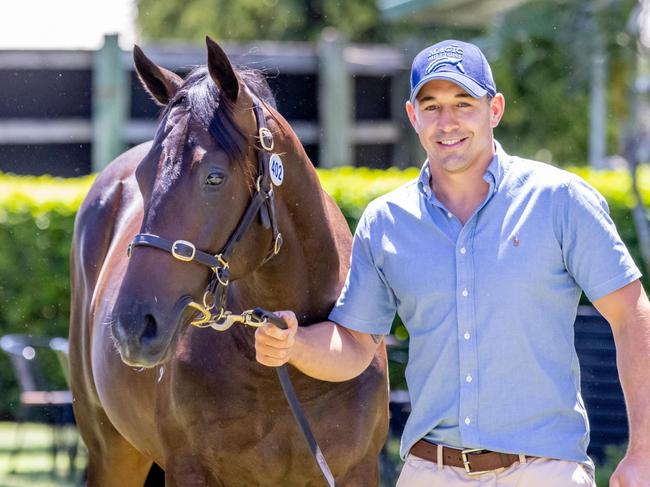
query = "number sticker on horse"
xmin=269 ymin=154 xmax=284 ymax=186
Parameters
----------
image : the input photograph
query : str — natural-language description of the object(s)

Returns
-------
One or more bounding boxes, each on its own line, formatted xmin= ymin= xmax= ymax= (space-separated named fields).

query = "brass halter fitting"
xmin=188 ymin=301 xmax=268 ymax=331
xmin=171 ymin=240 xmax=196 ymax=262
xmin=258 ymin=127 xmax=274 ymax=152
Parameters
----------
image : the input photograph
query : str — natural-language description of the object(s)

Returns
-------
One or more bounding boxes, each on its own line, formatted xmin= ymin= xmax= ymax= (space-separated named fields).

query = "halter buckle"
xmin=172 ymin=240 xmax=196 ymax=262
xmin=258 ymin=127 xmax=274 ymax=152
xmin=273 ymin=233 xmax=283 ymax=255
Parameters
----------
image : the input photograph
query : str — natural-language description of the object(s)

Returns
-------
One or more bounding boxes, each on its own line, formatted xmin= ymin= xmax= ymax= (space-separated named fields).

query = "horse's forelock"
xmin=159 ymin=66 xmax=276 ymax=167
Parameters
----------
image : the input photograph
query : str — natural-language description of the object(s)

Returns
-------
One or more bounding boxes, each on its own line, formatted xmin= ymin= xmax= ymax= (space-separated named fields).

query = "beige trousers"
xmin=396 ymin=454 xmax=596 ymax=487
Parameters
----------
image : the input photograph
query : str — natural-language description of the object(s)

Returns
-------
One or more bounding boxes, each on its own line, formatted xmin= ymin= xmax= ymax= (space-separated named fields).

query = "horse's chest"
xmin=167 ymin=380 xmax=329 ymax=484
xmin=162 ymin=359 xmax=360 ymax=485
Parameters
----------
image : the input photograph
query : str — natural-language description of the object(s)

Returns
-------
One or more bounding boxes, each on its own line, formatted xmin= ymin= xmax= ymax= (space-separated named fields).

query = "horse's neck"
xmin=235 ymin=129 xmax=351 ymax=324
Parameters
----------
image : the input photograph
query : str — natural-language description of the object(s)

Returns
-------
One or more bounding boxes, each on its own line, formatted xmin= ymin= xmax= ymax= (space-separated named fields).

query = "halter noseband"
xmin=127 ymin=95 xmax=283 ymax=331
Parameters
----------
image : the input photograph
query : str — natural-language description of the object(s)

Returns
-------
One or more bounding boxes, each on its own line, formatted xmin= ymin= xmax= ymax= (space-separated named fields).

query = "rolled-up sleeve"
xmin=328 ymin=208 xmax=397 ymax=335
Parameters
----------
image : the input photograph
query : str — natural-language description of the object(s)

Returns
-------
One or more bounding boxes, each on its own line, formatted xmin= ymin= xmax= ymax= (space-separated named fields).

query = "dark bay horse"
xmin=68 ymin=37 xmax=388 ymax=486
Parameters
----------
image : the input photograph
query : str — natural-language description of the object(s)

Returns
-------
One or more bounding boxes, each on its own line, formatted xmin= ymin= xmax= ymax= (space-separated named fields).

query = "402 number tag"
xmin=269 ymin=154 xmax=284 ymax=186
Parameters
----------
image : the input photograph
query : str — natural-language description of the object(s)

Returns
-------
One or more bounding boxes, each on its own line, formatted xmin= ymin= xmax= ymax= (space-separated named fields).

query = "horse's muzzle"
xmin=111 ymin=298 xmax=185 ymax=367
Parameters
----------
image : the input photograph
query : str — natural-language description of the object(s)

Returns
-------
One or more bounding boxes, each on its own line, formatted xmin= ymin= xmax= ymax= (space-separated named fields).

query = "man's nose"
xmin=437 ymin=106 xmax=459 ymax=131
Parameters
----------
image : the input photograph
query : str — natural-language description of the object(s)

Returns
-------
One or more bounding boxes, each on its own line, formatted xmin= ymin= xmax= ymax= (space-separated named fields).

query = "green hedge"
xmin=0 ymin=167 xmax=648 ymax=418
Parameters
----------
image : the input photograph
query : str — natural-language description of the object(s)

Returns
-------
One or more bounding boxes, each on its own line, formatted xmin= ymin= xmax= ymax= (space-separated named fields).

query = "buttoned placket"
xmin=456 ymin=173 xmax=500 ymax=448
xmin=420 ymin=161 xmax=498 ymax=446
xmin=456 ymin=216 xmax=480 ymax=446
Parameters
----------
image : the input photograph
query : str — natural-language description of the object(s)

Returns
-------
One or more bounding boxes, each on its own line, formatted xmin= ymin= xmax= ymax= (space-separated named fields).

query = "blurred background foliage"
xmin=135 ymin=0 xmax=641 ymax=167
xmin=136 ymin=0 xmax=383 ymax=43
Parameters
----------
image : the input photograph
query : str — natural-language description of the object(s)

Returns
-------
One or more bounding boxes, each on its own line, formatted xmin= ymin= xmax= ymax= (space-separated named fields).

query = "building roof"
xmin=379 ymin=0 xmax=531 ymax=28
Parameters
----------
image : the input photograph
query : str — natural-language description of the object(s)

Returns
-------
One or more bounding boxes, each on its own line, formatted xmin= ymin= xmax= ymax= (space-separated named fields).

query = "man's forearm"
xmin=613 ymin=309 xmax=650 ymax=453
xmin=289 ymin=321 xmax=378 ymax=382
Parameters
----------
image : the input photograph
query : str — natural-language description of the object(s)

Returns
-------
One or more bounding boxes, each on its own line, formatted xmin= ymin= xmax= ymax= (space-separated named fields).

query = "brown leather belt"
xmin=410 ymin=439 xmax=529 ymax=475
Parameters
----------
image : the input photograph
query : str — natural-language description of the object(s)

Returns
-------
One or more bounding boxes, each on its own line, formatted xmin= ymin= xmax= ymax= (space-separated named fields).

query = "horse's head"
xmin=112 ymin=38 xmax=281 ymax=367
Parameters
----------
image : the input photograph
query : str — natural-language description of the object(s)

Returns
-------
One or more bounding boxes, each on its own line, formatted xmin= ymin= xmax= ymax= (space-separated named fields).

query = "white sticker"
xmin=269 ymin=154 xmax=284 ymax=186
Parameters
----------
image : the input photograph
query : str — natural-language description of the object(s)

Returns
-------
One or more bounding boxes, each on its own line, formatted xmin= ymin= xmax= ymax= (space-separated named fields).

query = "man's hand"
xmin=610 ymin=452 xmax=650 ymax=487
xmin=254 ymin=310 xmax=298 ymax=367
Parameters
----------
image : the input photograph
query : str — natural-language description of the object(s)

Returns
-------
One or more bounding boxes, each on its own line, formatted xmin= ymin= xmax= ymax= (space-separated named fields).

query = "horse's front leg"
xmin=164 ymin=454 xmax=216 ymax=487
xmin=81 ymin=406 xmax=154 ymax=487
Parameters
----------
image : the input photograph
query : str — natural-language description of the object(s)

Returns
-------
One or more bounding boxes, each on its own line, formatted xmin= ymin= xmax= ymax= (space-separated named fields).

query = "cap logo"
xmin=425 ymin=44 xmax=465 ymax=76
xmin=426 ymin=57 xmax=465 ymax=75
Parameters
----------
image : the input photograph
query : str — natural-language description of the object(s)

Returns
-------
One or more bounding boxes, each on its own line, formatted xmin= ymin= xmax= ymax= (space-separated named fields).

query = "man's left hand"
xmin=610 ymin=452 xmax=650 ymax=487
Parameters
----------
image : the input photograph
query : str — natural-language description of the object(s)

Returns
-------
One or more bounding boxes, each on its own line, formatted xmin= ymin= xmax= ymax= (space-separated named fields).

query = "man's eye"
xmin=205 ymin=172 xmax=225 ymax=186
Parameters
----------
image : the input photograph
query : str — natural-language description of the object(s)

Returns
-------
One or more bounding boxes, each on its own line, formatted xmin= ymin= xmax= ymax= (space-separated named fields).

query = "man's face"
xmin=406 ymin=79 xmax=504 ymax=176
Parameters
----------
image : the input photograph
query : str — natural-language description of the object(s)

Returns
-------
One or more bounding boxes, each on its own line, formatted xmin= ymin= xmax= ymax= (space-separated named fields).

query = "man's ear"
xmin=405 ymin=101 xmax=419 ymax=134
xmin=133 ymin=45 xmax=183 ymax=106
xmin=490 ymin=93 xmax=505 ymax=128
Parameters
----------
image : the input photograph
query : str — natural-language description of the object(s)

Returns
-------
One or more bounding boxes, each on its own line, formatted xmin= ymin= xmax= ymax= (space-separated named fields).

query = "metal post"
xmin=627 ymin=0 xmax=650 ymax=276
xmin=392 ymin=39 xmax=425 ymax=168
xmin=318 ymin=28 xmax=353 ymax=168
xmin=92 ymin=34 xmax=129 ymax=173
xmin=589 ymin=16 xmax=608 ymax=170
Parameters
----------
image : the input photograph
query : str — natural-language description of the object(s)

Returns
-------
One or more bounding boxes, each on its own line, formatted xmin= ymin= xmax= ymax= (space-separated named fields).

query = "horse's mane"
xmin=159 ymin=66 xmax=277 ymax=166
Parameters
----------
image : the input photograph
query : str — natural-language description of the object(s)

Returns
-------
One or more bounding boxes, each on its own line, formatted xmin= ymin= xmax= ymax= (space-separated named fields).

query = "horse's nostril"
xmin=142 ymin=314 xmax=158 ymax=341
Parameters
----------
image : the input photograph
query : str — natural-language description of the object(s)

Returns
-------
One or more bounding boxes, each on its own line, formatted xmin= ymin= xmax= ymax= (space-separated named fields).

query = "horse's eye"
xmin=205 ymin=172 xmax=225 ymax=186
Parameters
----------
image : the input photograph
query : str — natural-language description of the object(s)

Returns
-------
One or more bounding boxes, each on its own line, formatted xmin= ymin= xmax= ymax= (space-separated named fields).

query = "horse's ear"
xmin=206 ymin=36 xmax=239 ymax=103
xmin=133 ymin=45 xmax=183 ymax=106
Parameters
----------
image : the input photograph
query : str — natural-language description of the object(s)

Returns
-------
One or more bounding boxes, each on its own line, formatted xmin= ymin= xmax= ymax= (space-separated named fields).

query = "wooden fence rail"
xmin=0 ymin=33 xmax=424 ymax=176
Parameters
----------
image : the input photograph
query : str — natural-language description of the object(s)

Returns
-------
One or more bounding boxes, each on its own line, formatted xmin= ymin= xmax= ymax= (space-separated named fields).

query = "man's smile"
xmin=437 ymin=137 xmax=468 ymax=149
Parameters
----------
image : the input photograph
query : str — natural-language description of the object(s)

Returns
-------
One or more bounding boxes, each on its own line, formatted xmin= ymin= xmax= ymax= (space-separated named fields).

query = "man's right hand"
xmin=254 ymin=310 xmax=299 ymax=367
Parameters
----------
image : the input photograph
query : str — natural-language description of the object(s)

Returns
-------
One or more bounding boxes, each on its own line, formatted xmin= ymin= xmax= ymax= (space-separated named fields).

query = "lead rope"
xmin=251 ymin=308 xmax=339 ymax=487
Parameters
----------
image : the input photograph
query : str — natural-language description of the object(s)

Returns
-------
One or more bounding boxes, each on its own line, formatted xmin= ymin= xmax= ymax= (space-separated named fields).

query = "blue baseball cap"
xmin=409 ymin=40 xmax=497 ymax=103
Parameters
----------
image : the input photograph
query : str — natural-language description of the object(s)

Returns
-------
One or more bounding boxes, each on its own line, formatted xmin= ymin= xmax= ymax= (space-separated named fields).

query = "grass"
xmin=0 ymin=421 xmax=622 ymax=486
xmin=0 ymin=421 xmax=401 ymax=486
xmin=0 ymin=422 xmax=86 ymax=487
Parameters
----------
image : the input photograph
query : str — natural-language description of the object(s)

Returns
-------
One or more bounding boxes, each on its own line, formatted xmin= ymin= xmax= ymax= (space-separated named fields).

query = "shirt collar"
xmin=417 ymin=140 xmax=510 ymax=200
xmin=417 ymin=161 xmax=433 ymax=199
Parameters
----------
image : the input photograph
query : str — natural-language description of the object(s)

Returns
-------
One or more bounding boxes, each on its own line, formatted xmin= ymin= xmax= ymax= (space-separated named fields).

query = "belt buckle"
xmin=461 ymin=448 xmax=489 ymax=476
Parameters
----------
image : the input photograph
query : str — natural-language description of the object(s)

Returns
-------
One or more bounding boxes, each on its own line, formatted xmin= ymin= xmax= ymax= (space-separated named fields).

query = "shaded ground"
xmin=0 ymin=422 xmax=86 ymax=487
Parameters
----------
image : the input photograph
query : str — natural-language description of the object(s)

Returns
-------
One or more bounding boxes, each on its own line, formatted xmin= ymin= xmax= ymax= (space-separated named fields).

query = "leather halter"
xmin=127 ymin=96 xmax=283 ymax=330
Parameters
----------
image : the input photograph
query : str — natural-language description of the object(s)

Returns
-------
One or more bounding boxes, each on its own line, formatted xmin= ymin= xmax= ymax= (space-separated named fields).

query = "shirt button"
xmin=464 ymin=332 xmax=470 ymax=340
xmin=462 ymin=288 xmax=468 ymax=297
xmin=447 ymin=211 xmax=453 ymax=218
xmin=464 ymin=417 xmax=471 ymax=425
xmin=460 ymin=247 xmax=466 ymax=255
xmin=465 ymin=374 xmax=473 ymax=383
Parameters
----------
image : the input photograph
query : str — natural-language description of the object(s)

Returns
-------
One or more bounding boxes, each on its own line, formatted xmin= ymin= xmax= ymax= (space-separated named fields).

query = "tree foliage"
xmin=486 ymin=0 xmax=638 ymax=164
xmin=136 ymin=0 xmax=383 ymax=42
xmin=135 ymin=0 xmax=640 ymax=166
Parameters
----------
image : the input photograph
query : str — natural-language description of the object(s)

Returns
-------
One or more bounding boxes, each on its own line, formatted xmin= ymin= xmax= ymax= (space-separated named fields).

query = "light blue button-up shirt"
xmin=329 ymin=142 xmax=640 ymax=465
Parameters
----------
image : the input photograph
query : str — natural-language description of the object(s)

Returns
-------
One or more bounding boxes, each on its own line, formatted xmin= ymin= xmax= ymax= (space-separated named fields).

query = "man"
xmin=255 ymin=40 xmax=650 ymax=486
